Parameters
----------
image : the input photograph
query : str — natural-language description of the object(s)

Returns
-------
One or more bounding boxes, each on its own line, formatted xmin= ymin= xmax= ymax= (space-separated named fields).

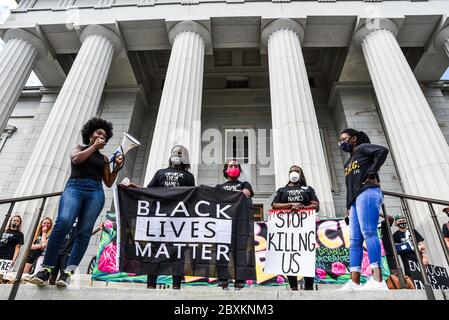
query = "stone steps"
xmin=0 ymin=275 xmax=447 ymax=300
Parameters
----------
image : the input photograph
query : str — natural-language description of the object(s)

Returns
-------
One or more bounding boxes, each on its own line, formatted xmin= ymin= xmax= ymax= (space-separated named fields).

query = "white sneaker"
xmin=338 ymin=280 xmax=362 ymax=291
xmin=357 ymin=278 xmax=389 ymax=291
xmin=22 ymin=273 xmax=32 ymax=281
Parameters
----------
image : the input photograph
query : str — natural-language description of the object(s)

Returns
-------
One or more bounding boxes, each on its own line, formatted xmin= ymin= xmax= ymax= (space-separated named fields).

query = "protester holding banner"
xmin=393 ymin=214 xmax=428 ymax=277
xmin=216 ymin=160 xmax=254 ymax=290
xmin=271 ymin=165 xmax=319 ymax=291
xmin=0 ymin=215 xmax=24 ymax=266
xmin=145 ymin=145 xmax=195 ymax=290
xmin=338 ymin=129 xmax=389 ymax=291
xmin=23 ymin=217 xmax=53 ymax=275
xmin=30 ymin=117 xmax=124 ymax=287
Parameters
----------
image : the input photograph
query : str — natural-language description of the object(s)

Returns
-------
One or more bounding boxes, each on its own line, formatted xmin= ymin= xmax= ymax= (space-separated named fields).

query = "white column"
xmin=15 ymin=0 xmax=37 ymax=12
xmin=14 ymin=25 xmax=122 ymax=231
xmin=355 ymin=19 xmax=449 ymax=266
xmin=261 ymin=19 xmax=336 ymax=217
xmin=435 ymin=26 xmax=449 ymax=58
xmin=54 ymin=0 xmax=75 ymax=10
xmin=143 ymin=21 xmax=211 ymax=183
xmin=0 ymin=29 xmax=48 ymax=134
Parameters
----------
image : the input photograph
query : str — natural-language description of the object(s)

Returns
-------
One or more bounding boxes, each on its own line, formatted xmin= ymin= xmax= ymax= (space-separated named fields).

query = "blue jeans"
xmin=349 ymin=187 xmax=383 ymax=273
xmin=43 ymin=178 xmax=104 ymax=271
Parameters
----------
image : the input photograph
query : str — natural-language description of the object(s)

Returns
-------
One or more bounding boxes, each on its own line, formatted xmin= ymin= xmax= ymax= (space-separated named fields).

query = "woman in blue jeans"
xmin=338 ymin=129 xmax=389 ymax=291
xmin=30 ymin=118 xmax=123 ymax=287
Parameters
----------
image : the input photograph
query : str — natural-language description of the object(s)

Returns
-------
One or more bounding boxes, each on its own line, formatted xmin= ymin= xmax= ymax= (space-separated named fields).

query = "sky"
xmin=0 ymin=0 xmax=448 ymax=82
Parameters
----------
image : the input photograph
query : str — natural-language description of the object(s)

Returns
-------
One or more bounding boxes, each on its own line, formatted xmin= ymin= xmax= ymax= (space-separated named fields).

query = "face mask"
xmin=227 ymin=167 xmax=240 ymax=178
xmin=398 ymin=223 xmax=407 ymax=229
xmin=11 ymin=223 xmax=18 ymax=229
xmin=340 ymin=141 xmax=353 ymax=153
xmin=289 ymin=171 xmax=300 ymax=183
xmin=171 ymin=156 xmax=182 ymax=165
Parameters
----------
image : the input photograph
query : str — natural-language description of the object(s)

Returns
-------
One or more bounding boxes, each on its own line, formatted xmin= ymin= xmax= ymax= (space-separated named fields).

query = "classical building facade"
xmin=1 ymin=0 xmax=449 ymax=271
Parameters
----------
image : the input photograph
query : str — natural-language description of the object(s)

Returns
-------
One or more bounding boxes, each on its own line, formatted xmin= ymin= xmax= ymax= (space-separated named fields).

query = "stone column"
xmin=435 ymin=26 xmax=449 ymax=58
xmin=355 ymin=19 xmax=449 ymax=266
xmin=0 ymin=29 xmax=48 ymax=134
xmin=14 ymin=0 xmax=37 ymax=12
xmin=14 ymin=25 xmax=122 ymax=232
xmin=54 ymin=0 xmax=75 ymax=10
xmin=143 ymin=21 xmax=211 ymax=183
xmin=261 ymin=19 xmax=336 ymax=217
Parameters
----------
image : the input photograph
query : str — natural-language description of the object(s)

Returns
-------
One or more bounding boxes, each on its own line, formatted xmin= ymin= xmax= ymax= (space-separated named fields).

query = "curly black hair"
xmin=81 ymin=117 xmax=113 ymax=145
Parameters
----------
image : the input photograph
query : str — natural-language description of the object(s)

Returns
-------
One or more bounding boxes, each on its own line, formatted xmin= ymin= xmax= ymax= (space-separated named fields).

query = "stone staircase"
xmin=0 ymin=275 xmax=447 ymax=300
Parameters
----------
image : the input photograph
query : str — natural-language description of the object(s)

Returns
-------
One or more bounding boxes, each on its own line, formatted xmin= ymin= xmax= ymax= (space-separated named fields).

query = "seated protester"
xmin=0 ymin=215 xmax=24 ymax=268
xmin=393 ymin=215 xmax=428 ymax=277
xmin=24 ymin=217 xmax=53 ymax=275
xmin=49 ymin=220 xmax=104 ymax=285
xmin=443 ymin=208 xmax=449 ymax=250
xmin=271 ymin=165 xmax=319 ymax=291
xmin=215 ymin=160 xmax=253 ymax=291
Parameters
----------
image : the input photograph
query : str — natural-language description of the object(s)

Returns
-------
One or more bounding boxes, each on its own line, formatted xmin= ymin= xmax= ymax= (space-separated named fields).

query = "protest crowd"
xmin=1 ymin=117 xmax=449 ymax=293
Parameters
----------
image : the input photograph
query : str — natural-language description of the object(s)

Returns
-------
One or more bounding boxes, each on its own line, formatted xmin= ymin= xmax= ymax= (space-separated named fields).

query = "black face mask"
xmin=398 ymin=223 xmax=407 ymax=229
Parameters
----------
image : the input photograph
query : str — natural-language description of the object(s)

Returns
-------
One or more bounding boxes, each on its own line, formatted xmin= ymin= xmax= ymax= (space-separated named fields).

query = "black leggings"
xmin=287 ymin=276 xmax=314 ymax=290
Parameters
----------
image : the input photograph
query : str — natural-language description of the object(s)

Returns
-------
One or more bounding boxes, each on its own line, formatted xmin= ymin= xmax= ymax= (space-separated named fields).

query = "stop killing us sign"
xmin=264 ymin=209 xmax=316 ymax=277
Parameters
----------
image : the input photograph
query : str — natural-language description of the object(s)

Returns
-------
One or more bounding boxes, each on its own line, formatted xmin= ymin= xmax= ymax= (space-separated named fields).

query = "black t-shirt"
xmin=215 ymin=180 xmax=254 ymax=197
xmin=70 ymin=146 xmax=106 ymax=181
xmin=442 ymin=223 xmax=449 ymax=239
xmin=0 ymin=230 xmax=24 ymax=260
xmin=344 ymin=143 xmax=389 ymax=209
xmin=147 ymin=167 xmax=195 ymax=187
xmin=271 ymin=185 xmax=319 ymax=209
xmin=393 ymin=229 xmax=424 ymax=275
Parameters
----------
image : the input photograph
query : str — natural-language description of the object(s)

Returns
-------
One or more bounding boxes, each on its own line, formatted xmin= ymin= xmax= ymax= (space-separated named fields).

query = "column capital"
xmin=353 ymin=18 xmax=399 ymax=48
xmin=80 ymin=25 xmax=122 ymax=55
xmin=3 ymin=28 xmax=48 ymax=60
xmin=168 ymin=21 xmax=212 ymax=54
xmin=261 ymin=18 xmax=304 ymax=49
xmin=434 ymin=26 xmax=449 ymax=53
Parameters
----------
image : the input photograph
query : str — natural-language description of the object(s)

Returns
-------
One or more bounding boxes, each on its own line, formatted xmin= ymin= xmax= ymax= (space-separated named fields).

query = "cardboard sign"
xmin=0 ymin=259 xmax=13 ymax=275
xmin=264 ymin=209 xmax=316 ymax=277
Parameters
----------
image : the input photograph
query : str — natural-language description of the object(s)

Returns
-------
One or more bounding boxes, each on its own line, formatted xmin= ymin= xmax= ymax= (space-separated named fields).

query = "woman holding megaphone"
xmin=30 ymin=117 xmax=123 ymax=287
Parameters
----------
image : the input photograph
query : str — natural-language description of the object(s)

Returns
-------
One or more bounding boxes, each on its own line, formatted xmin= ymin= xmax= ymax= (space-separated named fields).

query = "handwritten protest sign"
xmin=0 ymin=259 xmax=13 ymax=275
xmin=264 ymin=209 xmax=316 ymax=277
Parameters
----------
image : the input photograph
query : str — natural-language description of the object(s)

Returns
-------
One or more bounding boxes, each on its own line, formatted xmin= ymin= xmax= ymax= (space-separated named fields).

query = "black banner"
xmin=117 ymin=185 xmax=256 ymax=280
xmin=408 ymin=261 xmax=449 ymax=290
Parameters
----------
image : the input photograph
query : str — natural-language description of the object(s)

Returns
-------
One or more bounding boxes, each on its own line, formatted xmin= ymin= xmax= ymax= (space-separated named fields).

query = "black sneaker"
xmin=234 ymin=283 xmax=245 ymax=291
xmin=55 ymin=270 xmax=72 ymax=287
xmin=219 ymin=281 xmax=229 ymax=290
xmin=29 ymin=269 xmax=51 ymax=286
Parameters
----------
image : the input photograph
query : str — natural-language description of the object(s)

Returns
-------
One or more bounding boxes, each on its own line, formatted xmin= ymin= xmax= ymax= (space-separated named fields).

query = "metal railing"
xmin=1 ymin=189 xmax=448 ymax=300
xmin=0 ymin=191 xmax=62 ymax=300
xmin=381 ymin=191 xmax=449 ymax=301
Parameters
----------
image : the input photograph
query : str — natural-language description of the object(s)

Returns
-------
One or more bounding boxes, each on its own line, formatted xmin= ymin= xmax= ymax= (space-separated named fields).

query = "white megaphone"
xmin=109 ymin=132 xmax=141 ymax=169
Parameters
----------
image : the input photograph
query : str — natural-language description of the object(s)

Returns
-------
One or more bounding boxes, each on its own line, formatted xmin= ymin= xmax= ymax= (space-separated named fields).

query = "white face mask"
xmin=171 ymin=156 xmax=182 ymax=165
xmin=289 ymin=171 xmax=300 ymax=183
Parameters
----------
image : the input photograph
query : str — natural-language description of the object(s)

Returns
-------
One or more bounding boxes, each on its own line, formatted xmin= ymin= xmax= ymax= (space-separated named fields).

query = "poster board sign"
xmin=264 ymin=209 xmax=316 ymax=277
xmin=0 ymin=259 xmax=13 ymax=275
